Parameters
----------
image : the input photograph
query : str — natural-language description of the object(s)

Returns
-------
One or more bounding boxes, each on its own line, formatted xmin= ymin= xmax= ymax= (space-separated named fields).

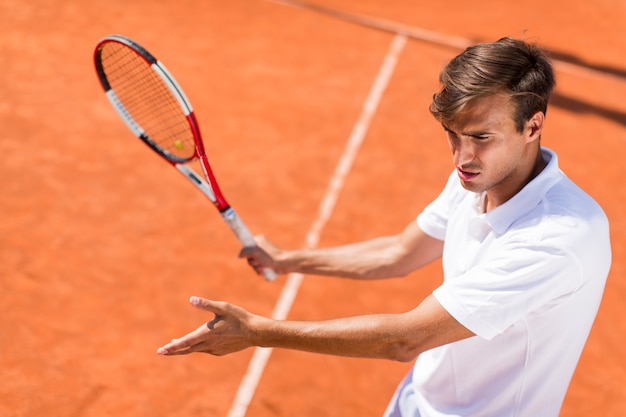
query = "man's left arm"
xmin=157 ymin=294 xmax=475 ymax=362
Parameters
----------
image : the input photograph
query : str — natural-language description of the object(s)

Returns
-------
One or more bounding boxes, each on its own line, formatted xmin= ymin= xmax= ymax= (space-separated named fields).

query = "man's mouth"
xmin=457 ymin=167 xmax=479 ymax=181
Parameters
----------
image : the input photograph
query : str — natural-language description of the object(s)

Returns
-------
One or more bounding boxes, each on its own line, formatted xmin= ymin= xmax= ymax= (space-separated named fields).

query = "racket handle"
xmin=221 ymin=208 xmax=278 ymax=282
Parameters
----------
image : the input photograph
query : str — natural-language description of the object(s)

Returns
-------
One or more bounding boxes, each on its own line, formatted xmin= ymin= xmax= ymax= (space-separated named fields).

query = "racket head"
xmin=94 ymin=35 xmax=199 ymax=164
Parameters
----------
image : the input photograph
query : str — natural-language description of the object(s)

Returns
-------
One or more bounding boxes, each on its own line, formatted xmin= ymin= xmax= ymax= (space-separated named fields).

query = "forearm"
xmin=249 ymin=312 xmax=422 ymax=362
xmin=278 ymin=236 xmax=409 ymax=279
xmin=247 ymin=294 xmax=473 ymax=362
xmin=243 ymin=222 xmax=442 ymax=280
xmin=278 ymin=224 xmax=443 ymax=280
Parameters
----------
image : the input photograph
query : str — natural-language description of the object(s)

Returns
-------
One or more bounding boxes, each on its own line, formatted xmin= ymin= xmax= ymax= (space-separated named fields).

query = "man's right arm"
xmin=239 ymin=220 xmax=443 ymax=280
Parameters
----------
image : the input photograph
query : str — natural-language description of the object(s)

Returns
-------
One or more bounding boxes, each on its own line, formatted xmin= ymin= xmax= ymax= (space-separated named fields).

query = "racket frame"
xmin=94 ymin=34 xmax=276 ymax=281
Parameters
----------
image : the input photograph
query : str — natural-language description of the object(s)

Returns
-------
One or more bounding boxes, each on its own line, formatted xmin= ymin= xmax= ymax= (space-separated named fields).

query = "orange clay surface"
xmin=1 ymin=1 xmax=626 ymax=416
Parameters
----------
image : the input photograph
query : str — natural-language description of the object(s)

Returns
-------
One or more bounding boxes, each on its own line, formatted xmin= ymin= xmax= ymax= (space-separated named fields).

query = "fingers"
xmin=239 ymin=250 xmax=271 ymax=277
xmin=238 ymin=245 xmax=262 ymax=260
xmin=156 ymin=339 xmax=187 ymax=355
xmin=156 ymin=324 xmax=208 ymax=355
xmin=238 ymin=235 xmax=276 ymax=259
xmin=156 ymin=298 xmax=222 ymax=356
xmin=239 ymin=237 xmax=285 ymax=278
xmin=246 ymin=258 xmax=267 ymax=276
xmin=157 ymin=297 xmax=253 ymax=357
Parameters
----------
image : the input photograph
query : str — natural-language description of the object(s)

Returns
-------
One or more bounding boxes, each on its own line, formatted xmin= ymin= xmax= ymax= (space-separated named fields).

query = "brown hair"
xmin=430 ymin=37 xmax=556 ymax=132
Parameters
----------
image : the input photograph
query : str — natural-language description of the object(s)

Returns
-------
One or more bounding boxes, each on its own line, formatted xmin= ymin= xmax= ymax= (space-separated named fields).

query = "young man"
xmin=157 ymin=37 xmax=611 ymax=417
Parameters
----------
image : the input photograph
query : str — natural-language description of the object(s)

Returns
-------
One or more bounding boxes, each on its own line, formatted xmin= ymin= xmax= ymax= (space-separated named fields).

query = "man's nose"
xmin=453 ymin=139 xmax=475 ymax=167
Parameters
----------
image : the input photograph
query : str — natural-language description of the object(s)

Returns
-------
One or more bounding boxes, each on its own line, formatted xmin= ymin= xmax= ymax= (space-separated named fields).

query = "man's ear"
xmin=525 ymin=111 xmax=545 ymax=143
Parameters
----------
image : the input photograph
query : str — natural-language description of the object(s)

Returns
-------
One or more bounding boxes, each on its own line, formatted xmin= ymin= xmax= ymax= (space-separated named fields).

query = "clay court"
xmin=1 ymin=0 xmax=625 ymax=416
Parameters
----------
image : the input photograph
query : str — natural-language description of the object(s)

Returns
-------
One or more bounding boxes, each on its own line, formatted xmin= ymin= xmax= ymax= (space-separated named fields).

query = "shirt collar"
xmin=473 ymin=147 xmax=562 ymax=237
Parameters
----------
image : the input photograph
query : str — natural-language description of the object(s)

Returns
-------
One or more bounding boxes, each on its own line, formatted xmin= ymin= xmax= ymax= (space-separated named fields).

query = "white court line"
xmin=226 ymin=33 xmax=408 ymax=417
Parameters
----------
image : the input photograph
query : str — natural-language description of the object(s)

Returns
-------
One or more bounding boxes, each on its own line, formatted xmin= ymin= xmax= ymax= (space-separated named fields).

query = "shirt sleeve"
xmin=416 ymin=171 xmax=462 ymax=241
xmin=433 ymin=236 xmax=584 ymax=340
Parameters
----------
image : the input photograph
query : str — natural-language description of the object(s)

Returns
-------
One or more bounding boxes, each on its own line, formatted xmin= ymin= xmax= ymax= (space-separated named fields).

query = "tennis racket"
xmin=93 ymin=34 xmax=276 ymax=281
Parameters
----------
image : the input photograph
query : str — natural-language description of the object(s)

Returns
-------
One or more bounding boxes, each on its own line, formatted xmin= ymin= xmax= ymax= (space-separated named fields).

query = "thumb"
xmin=238 ymin=245 xmax=259 ymax=259
xmin=189 ymin=296 xmax=225 ymax=314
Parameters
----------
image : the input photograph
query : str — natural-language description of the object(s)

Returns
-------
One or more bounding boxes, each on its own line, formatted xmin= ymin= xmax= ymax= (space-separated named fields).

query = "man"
xmin=157 ymin=37 xmax=611 ymax=417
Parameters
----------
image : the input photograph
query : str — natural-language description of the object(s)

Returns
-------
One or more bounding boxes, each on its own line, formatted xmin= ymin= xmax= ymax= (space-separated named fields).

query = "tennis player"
xmin=158 ymin=37 xmax=611 ymax=417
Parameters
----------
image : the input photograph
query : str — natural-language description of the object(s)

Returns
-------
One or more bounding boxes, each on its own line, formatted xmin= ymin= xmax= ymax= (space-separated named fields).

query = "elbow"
xmin=392 ymin=266 xmax=415 ymax=279
xmin=389 ymin=350 xmax=419 ymax=363
xmin=360 ymin=262 xmax=414 ymax=280
xmin=391 ymin=353 xmax=417 ymax=363
xmin=385 ymin=341 xmax=424 ymax=363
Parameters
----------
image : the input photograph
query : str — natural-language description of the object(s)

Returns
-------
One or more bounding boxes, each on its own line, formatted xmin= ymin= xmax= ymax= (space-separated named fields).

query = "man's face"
xmin=442 ymin=94 xmax=540 ymax=208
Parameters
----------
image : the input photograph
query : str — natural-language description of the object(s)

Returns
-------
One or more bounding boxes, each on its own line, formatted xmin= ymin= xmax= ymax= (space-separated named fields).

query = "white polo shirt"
xmin=413 ymin=147 xmax=611 ymax=417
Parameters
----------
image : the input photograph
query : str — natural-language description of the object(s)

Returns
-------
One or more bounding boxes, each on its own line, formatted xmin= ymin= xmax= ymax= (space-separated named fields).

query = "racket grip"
xmin=221 ymin=208 xmax=278 ymax=282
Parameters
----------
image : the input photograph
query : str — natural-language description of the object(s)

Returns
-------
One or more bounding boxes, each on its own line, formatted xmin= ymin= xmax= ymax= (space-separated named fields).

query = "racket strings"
xmin=100 ymin=43 xmax=196 ymax=162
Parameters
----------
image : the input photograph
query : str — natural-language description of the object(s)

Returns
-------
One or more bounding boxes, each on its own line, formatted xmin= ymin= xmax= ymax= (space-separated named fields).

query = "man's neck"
xmin=484 ymin=149 xmax=547 ymax=212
